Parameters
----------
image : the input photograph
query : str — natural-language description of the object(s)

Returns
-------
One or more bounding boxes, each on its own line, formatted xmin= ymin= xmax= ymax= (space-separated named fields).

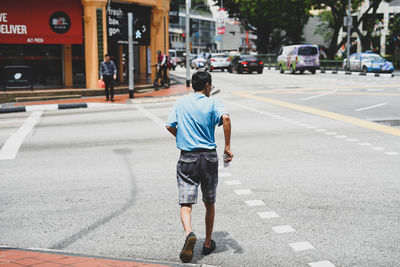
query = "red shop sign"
xmin=0 ymin=0 xmax=83 ymax=44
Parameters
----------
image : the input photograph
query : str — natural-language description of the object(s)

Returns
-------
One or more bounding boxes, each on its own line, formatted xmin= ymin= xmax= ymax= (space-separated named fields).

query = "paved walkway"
xmin=13 ymin=85 xmax=191 ymax=107
xmin=0 ymin=248 xmax=175 ymax=267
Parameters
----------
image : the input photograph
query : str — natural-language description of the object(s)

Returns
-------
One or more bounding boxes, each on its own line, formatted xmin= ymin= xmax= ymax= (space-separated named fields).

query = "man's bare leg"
xmin=204 ymin=203 xmax=215 ymax=247
xmin=180 ymin=204 xmax=192 ymax=236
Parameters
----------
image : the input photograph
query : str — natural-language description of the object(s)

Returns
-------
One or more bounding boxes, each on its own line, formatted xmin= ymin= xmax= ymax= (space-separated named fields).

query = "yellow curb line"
xmin=234 ymin=91 xmax=400 ymax=137
xmin=257 ymin=91 xmax=400 ymax=97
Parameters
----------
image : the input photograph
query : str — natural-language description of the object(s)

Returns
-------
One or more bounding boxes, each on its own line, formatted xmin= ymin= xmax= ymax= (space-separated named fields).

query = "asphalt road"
xmin=1 ymin=67 xmax=399 ymax=267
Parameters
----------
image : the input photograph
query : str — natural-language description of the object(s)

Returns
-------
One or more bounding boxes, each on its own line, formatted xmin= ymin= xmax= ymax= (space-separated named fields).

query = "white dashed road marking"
xmin=300 ymin=90 xmax=338 ymax=101
xmin=224 ymin=180 xmax=242 ymax=186
xmin=354 ymin=102 xmax=387 ymax=112
xmin=234 ymin=189 xmax=253 ymax=195
xmin=289 ymin=241 xmax=315 ymax=252
xmin=335 ymin=135 xmax=347 ymax=138
xmin=315 ymin=129 xmax=327 ymax=132
xmin=384 ymin=151 xmax=400 ymax=156
xmin=272 ymin=225 xmax=296 ymax=234
xmin=244 ymin=200 xmax=266 ymax=207
xmin=219 ymin=172 xmax=232 ymax=177
xmin=324 ymin=132 xmax=337 ymax=135
xmin=257 ymin=211 xmax=280 ymax=219
xmin=346 ymin=138 xmax=359 ymax=142
xmin=371 ymin=146 xmax=385 ymax=151
xmin=358 ymin=142 xmax=371 ymax=146
xmin=308 ymin=261 xmax=336 ymax=267
xmin=0 ymin=111 xmax=43 ymax=160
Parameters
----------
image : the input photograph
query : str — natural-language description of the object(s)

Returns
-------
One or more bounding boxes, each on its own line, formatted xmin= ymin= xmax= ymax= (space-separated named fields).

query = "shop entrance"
xmin=114 ymin=44 xmax=140 ymax=85
xmin=0 ymin=44 xmax=63 ymax=89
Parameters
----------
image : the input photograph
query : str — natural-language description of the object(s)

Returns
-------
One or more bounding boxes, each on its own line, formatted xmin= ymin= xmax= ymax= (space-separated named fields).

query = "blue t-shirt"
xmin=166 ymin=93 xmax=227 ymax=151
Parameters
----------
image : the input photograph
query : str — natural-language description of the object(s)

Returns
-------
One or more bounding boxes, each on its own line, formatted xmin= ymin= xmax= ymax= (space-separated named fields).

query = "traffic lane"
xmin=0 ymin=106 xmax=174 ymax=250
xmin=0 ymin=112 xmax=30 ymax=148
xmin=223 ymin=96 xmax=400 ymax=266
xmin=251 ymin=90 xmax=400 ymax=125
xmin=63 ymin=101 xmax=330 ymax=267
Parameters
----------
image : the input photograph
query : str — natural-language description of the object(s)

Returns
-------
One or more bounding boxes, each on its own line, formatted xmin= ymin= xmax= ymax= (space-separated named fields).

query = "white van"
xmin=277 ymin=44 xmax=320 ymax=74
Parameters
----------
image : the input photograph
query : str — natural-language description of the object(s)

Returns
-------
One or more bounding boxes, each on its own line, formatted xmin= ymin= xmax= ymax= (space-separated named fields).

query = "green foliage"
xmin=215 ymin=0 xmax=312 ymax=53
xmin=314 ymin=11 xmax=334 ymax=45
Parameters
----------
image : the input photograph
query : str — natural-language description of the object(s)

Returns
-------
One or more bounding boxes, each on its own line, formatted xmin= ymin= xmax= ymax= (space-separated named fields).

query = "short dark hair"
xmin=192 ymin=71 xmax=211 ymax=91
xmin=104 ymin=54 xmax=110 ymax=58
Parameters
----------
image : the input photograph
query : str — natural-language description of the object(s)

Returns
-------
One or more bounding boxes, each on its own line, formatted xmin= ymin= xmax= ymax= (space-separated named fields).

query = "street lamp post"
xmin=185 ymin=0 xmax=190 ymax=87
xmin=346 ymin=0 xmax=351 ymax=70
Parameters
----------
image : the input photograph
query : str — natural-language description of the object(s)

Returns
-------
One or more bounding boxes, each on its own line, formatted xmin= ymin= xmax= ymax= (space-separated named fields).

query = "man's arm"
xmin=112 ymin=61 xmax=117 ymax=80
xmin=166 ymin=126 xmax=177 ymax=137
xmin=222 ymin=114 xmax=233 ymax=162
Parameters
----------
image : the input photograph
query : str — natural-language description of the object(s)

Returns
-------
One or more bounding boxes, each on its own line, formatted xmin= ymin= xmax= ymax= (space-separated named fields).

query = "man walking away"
xmin=100 ymin=54 xmax=117 ymax=101
xmin=166 ymin=71 xmax=233 ymax=263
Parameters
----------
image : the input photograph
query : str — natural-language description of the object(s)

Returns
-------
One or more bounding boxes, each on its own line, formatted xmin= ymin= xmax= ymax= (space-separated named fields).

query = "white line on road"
xmin=25 ymin=104 xmax=58 ymax=112
xmin=257 ymin=211 xmax=280 ymax=219
xmin=358 ymin=142 xmax=371 ymax=146
xmin=300 ymin=90 xmax=337 ymax=101
xmin=135 ymin=105 xmax=165 ymax=127
xmin=315 ymin=129 xmax=327 ymax=132
xmin=219 ymin=172 xmax=232 ymax=177
xmin=289 ymin=241 xmax=315 ymax=252
xmin=308 ymin=261 xmax=336 ymax=267
xmin=335 ymin=135 xmax=347 ymax=138
xmin=224 ymin=180 xmax=242 ymax=186
xmin=354 ymin=103 xmax=387 ymax=112
xmin=234 ymin=189 xmax=253 ymax=195
xmin=244 ymin=200 xmax=266 ymax=207
xmin=370 ymin=146 xmax=385 ymax=151
xmin=0 ymin=111 xmax=43 ymax=160
xmin=272 ymin=225 xmax=296 ymax=234
xmin=384 ymin=151 xmax=400 ymax=156
xmin=324 ymin=132 xmax=337 ymax=135
xmin=346 ymin=138 xmax=359 ymax=142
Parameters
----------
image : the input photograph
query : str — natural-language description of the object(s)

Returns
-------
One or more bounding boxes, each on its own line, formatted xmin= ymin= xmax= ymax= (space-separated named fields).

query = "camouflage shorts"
xmin=177 ymin=149 xmax=219 ymax=205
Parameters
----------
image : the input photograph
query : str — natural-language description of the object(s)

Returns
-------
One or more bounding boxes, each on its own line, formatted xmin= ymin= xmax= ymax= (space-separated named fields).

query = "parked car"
xmin=277 ymin=44 xmax=320 ymax=74
xmin=168 ymin=49 xmax=178 ymax=70
xmin=343 ymin=52 xmax=394 ymax=73
xmin=228 ymin=55 xmax=263 ymax=74
xmin=180 ymin=53 xmax=195 ymax=68
xmin=205 ymin=53 xmax=231 ymax=72
xmin=190 ymin=54 xmax=207 ymax=69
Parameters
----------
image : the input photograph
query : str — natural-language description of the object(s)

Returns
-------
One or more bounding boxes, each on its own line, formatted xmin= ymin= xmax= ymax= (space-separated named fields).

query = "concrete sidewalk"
xmin=0 ymin=247 xmax=200 ymax=267
xmin=0 ymin=84 xmax=192 ymax=113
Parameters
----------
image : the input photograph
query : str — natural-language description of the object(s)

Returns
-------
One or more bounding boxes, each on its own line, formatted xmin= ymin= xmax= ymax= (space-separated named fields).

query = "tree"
xmin=313 ymin=0 xmax=392 ymax=59
xmin=387 ymin=13 xmax=400 ymax=66
xmin=214 ymin=0 xmax=313 ymax=53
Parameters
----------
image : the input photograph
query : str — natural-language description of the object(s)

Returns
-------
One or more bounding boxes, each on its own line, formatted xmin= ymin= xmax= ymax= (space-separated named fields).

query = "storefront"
xmin=0 ymin=0 xmax=170 ymax=90
xmin=107 ymin=2 xmax=151 ymax=84
xmin=0 ymin=0 xmax=84 ymax=89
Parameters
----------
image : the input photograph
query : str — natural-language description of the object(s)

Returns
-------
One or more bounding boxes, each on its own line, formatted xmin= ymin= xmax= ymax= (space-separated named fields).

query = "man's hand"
xmin=222 ymin=114 xmax=233 ymax=162
xmin=166 ymin=126 xmax=177 ymax=137
xmin=224 ymin=147 xmax=234 ymax=162
xmin=113 ymin=74 xmax=117 ymax=80
xmin=100 ymin=76 xmax=103 ymax=81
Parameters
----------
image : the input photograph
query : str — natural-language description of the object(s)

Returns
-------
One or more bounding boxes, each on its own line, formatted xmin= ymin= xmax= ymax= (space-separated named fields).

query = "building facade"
xmin=0 ymin=0 xmax=170 ymax=90
xmin=169 ymin=8 xmax=216 ymax=54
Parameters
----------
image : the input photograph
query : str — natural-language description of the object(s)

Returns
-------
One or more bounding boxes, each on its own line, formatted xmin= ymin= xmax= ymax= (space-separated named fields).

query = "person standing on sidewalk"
xmin=100 ymin=54 xmax=117 ymax=101
xmin=166 ymin=71 xmax=233 ymax=263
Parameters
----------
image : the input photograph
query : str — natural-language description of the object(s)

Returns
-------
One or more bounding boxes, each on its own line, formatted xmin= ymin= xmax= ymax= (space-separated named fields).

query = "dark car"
xmin=228 ymin=55 xmax=263 ymax=74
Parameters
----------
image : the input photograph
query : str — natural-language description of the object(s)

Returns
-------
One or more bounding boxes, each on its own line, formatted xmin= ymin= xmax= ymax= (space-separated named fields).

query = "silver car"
xmin=205 ymin=53 xmax=231 ymax=72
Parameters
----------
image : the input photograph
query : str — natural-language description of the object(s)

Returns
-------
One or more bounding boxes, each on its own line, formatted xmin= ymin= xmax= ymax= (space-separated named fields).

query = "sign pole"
xmin=185 ymin=0 xmax=190 ymax=87
xmin=128 ymin=12 xmax=134 ymax=98
xmin=346 ymin=0 xmax=351 ymax=70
